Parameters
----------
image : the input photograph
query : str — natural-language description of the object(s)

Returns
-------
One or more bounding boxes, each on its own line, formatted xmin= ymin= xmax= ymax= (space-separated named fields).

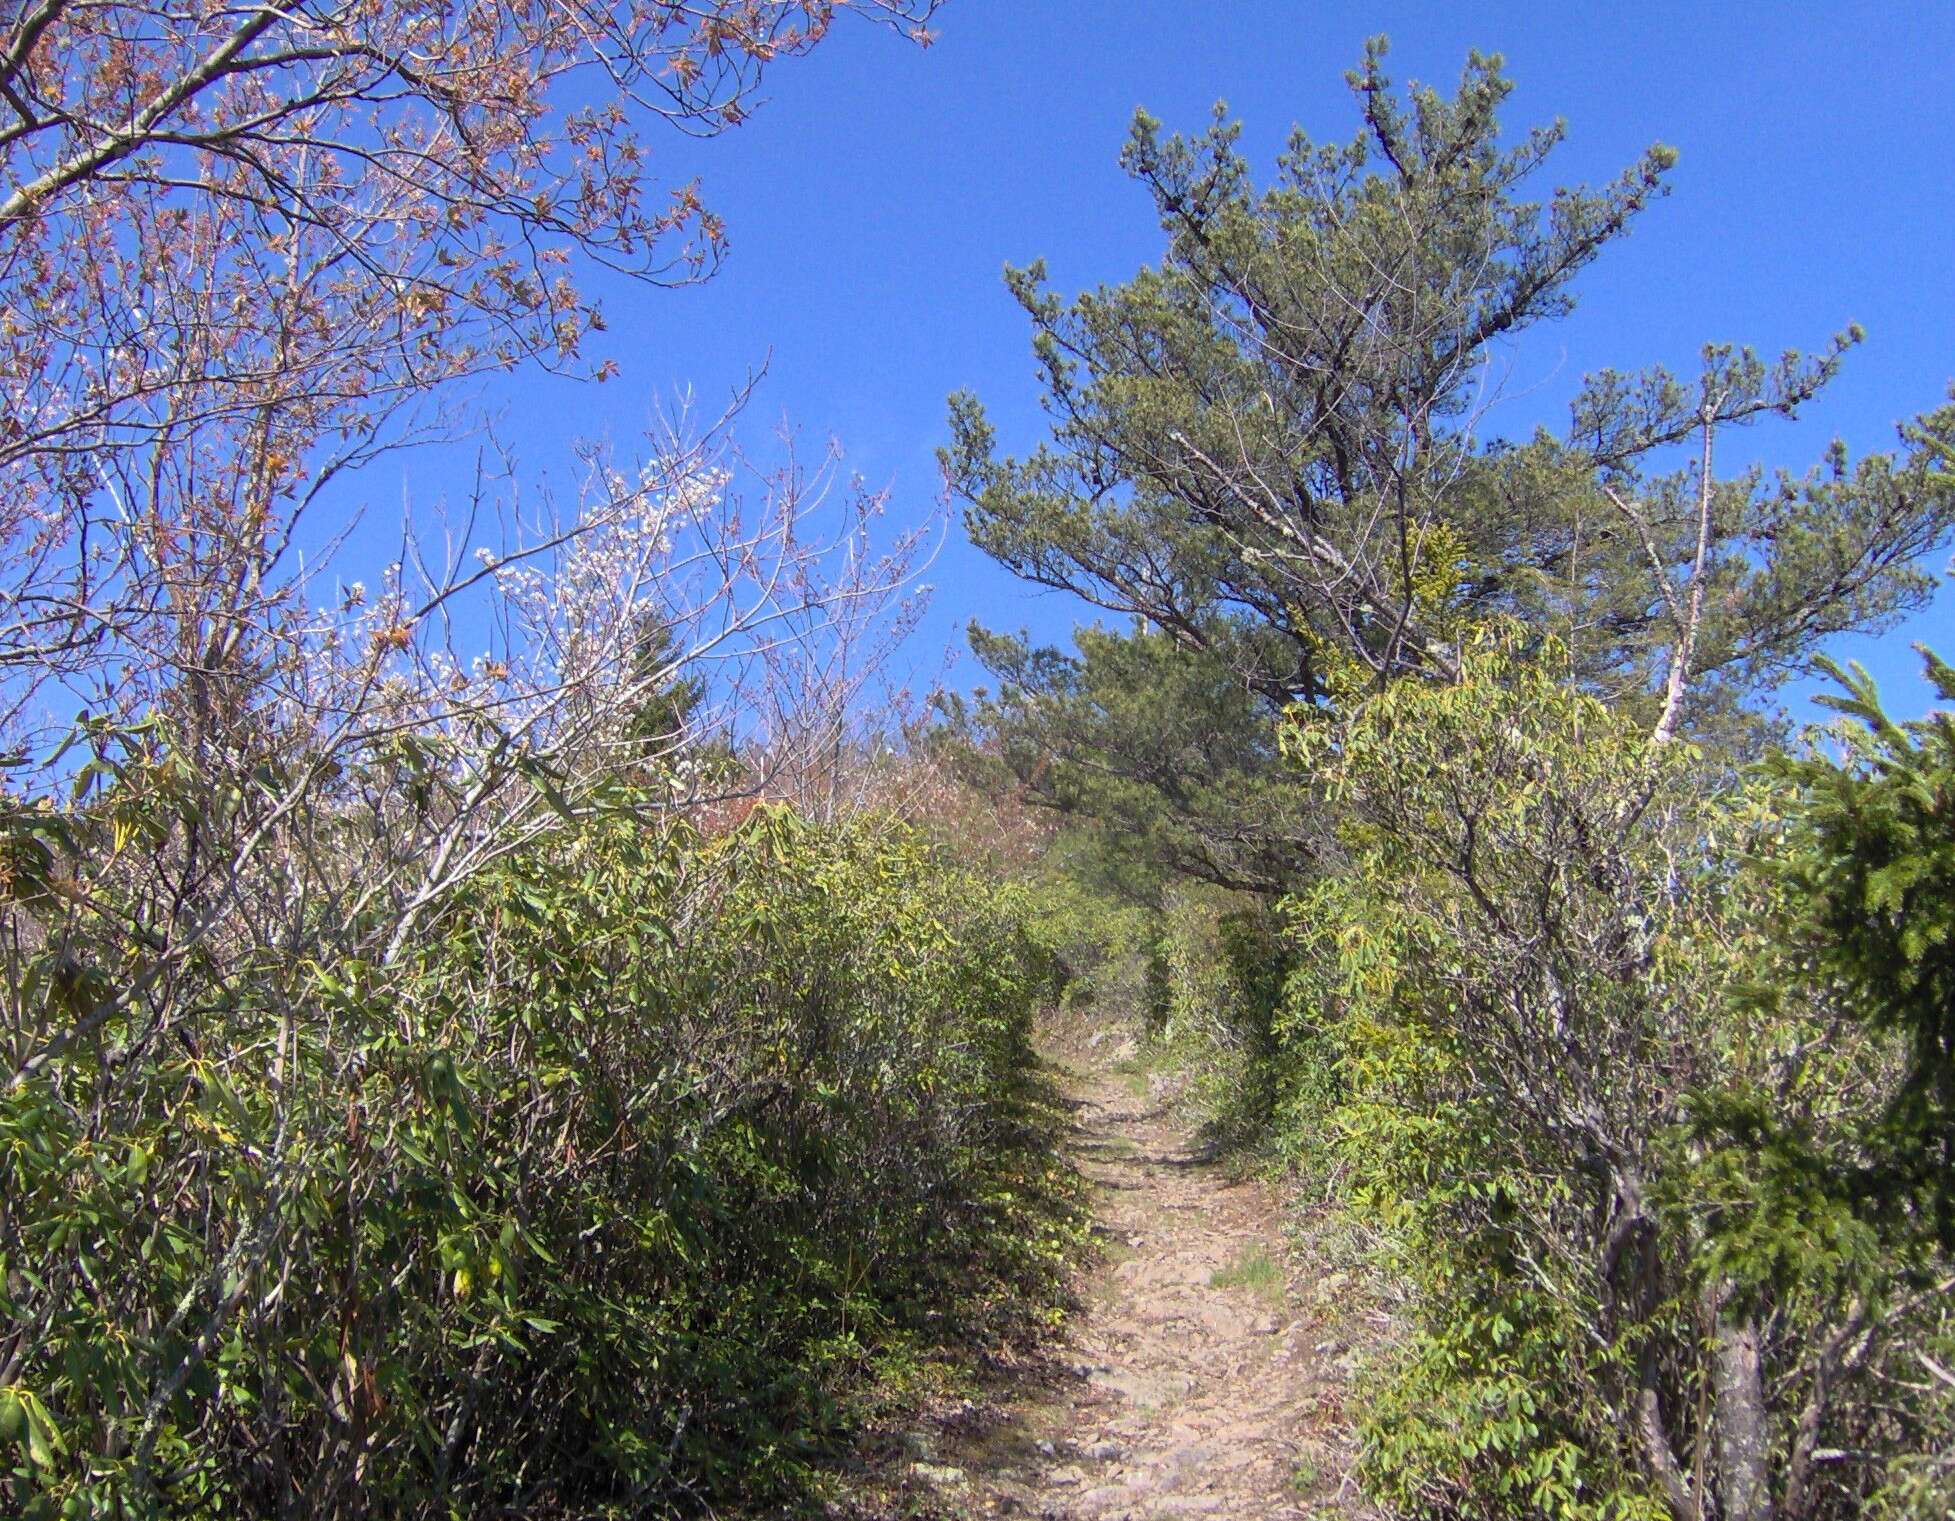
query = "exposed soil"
xmin=883 ymin=1044 xmax=1374 ymax=1520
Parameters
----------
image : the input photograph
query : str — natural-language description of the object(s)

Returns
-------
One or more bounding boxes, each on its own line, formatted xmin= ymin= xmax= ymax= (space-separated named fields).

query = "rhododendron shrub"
xmin=0 ymin=785 xmax=1070 ymax=1514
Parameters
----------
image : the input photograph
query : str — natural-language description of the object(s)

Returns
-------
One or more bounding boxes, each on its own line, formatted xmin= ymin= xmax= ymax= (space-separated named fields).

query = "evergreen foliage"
xmin=1747 ymin=649 xmax=1955 ymax=1248
xmin=947 ymin=40 xmax=1955 ymax=1521
xmin=945 ymin=41 xmax=1955 ymax=881
xmin=6 ymin=14 xmax=1954 ymax=1519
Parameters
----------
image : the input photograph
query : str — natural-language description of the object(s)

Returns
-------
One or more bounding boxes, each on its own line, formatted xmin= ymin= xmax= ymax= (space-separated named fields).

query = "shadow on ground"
xmin=838 ymin=1027 xmax=1377 ymax=1520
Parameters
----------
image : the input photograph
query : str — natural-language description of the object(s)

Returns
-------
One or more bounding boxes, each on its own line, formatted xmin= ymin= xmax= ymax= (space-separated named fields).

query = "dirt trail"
xmin=920 ymin=1053 xmax=1369 ymax=1520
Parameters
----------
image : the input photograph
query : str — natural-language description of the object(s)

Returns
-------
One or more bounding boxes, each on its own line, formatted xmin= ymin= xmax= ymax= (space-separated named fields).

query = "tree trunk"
xmin=1709 ymin=1285 xmax=1774 ymax=1521
xmin=1603 ymin=1162 xmax=1697 ymax=1520
xmin=1651 ymin=412 xmax=1718 ymax=747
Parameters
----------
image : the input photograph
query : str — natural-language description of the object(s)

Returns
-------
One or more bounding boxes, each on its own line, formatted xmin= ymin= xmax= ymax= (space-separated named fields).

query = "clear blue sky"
xmin=452 ymin=1 xmax=1955 ymax=721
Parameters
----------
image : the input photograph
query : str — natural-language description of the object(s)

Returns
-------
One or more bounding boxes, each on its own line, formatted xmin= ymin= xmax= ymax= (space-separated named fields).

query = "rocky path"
xmin=918 ymin=1055 xmax=1370 ymax=1520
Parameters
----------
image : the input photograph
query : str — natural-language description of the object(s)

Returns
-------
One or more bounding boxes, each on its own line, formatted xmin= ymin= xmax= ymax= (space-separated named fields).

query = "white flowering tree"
xmin=0 ymin=9 xmax=947 ymax=1495
xmin=0 ymin=397 xmax=937 ymax=1508
xmin=0 ymin=0 xmax=946 ymax=1066
xmin=0 ymin=0 xmax=938 ymax=738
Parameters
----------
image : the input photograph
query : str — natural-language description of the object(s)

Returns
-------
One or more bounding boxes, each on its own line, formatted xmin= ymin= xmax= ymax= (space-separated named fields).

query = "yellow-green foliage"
xmin=1271 ymin=627 xmax=1951 ymax=1519
xmin=0 ymin=787 xmax=1072 ymax=1517
xmin=1014 ymin=824 xmax=1160 ymax=1018
xmin=1278 ymin=631 xmax=1699 ymax=1517
xmin=1153 ymin=884 xmax=1292 ymax=1140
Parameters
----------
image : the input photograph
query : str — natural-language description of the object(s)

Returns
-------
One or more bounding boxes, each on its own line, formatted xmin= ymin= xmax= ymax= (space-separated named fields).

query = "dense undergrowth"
xmin=7 ymin=12 xmax=1954 ymax=1518
xmin=941 ymin=41 xmax=1955 ymax=1517
xmin=1048 ymin=636 xmax=1955 ymax=1519
xmin=2 ymin=775 xmax=1079 ymax=1518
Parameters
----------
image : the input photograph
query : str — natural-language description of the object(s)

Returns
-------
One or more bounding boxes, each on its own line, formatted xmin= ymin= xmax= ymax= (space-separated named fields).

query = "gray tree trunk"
xmin=1710 ymin=1287 xmax=1774 ymax=1521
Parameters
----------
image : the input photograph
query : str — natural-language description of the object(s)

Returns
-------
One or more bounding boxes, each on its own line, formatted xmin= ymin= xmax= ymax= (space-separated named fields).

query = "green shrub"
xmin=1153 ymin=886 xmax=1292 ymax=1141
xmin=0 ymin=786 xmax=1067 ymax=1517
xmin=1272 ymin=628 xmax=1951 ymax=1518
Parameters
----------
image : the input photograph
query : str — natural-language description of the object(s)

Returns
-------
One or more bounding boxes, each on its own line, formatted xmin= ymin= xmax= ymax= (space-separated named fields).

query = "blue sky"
xmin=442 ymin=1 xmax=1955 ymax=721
